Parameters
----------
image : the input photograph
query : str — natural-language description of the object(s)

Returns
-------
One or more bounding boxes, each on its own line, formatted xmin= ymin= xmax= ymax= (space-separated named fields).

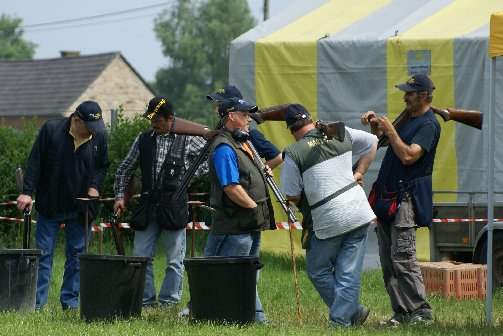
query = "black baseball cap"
xmin=74 ymin=101 xmax=105 ymax=132
xmin=218 ymin=97 xmax=258 ymax=118
xmin=143 ymin=97 xmax=174 ymax=120
xmin=207 ymin=85 xmax=243 ymax=101
xmin=285 ymin=104 xmax=311 ymax=128
xmin=395 ymin=74 xmax=435 ymax=94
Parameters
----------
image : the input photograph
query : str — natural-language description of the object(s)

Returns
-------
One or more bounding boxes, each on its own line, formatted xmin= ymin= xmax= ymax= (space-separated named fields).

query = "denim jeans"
xmin=203 ymin=231 xmax=266 ymax=322
xmin=133 ymin=213 xmax=186 ymax=306
xmin=306 ymin=223 xmax=369 ymax=327
xmin=35 ymin=211 xmax=90 ymax=309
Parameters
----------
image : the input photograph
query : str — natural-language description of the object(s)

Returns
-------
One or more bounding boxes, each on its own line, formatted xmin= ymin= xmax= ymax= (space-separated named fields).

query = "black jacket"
xmin=22 ymin=117 xmax=110 ymax=219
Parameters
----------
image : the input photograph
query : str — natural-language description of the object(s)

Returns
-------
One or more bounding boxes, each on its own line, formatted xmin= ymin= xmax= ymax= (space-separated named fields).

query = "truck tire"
xmin=473 ymin=232 xmax=503 ymax=290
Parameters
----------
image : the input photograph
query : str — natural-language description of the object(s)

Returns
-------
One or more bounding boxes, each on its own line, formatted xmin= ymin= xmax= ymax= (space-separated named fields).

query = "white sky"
xmin=2 ymin=0 xmax=293 ymax=82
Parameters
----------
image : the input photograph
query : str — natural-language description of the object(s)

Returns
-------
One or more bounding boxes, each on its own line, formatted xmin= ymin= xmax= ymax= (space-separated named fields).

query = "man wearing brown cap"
xmin=113 ymin=97 xmax=207 ymax=308
xmin=280 ymin=104 xmax=377 ymax=327
xmin=206 ymin=97 xmax=272 ymax=323
xmin=361 ymin=74 xmax=439 ymax=326
xmin=16 ymin=100 xmax=110 ymax=310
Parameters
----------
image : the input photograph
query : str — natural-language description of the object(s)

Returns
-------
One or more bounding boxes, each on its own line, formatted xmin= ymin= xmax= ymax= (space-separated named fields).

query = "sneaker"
xmin=177 ymin=302 xmax=191 ymax=318
xmin=351 ymin=306 xmax=370 ymax=326
xmin=409 ymin=313 xmax=433 ymax=325
xmin=379 ymin=313 xmax=408 ymax=327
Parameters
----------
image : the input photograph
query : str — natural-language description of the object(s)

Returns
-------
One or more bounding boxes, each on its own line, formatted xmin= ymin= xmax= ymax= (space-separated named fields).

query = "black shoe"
xmin=142 ymin=302 xmax=158 ymax=309
xmin=61 ymin=305 xmax=77 ymax=311
xmin=351 ymin=306 xmax=370 ymax=326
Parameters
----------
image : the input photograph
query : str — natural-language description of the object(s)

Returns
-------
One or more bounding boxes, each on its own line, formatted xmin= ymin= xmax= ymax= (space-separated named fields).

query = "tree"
xmin=153 ymin=0 xmax=256 ymax=126
xmin=0 ymin=14 xmax=36 ymax=59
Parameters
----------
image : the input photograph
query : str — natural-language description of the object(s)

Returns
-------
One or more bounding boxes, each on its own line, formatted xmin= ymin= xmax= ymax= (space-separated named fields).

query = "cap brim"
xmin=142 ymin=111 xmax=163 ymax=120
xmin=206 ymin=93 xmax=225 ymax=101
xmin=238 ymin=104 xmax=258 ymax=113
xmin=395 ymin=83 xmax=418 ymax=92
xmin=84 ymin=119 xmax=106 ymax=132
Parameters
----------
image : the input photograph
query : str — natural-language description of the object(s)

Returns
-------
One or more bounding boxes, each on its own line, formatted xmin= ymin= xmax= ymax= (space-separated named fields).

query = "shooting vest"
xmin=208 ymin=130 xmax=270 ymax=234
xmin=284 ymin=128 xmax=375 ymax=239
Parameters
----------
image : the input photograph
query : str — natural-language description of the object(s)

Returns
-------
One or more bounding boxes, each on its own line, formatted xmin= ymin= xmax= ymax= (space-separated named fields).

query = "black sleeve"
xmin=22 ymin=123 xmax=50 ymax=196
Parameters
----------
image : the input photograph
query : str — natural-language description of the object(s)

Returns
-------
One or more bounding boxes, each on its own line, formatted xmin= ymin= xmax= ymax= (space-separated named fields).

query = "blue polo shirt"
xmin=213 ymin=144 xmax=240 ymax=187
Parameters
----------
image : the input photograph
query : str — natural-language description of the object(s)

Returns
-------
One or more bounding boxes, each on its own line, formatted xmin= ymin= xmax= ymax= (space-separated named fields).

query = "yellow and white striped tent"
xmin=231 ymin=0 xmax=503 ymax=204
xmin=229 ymin=0 xmax=503 ymax=256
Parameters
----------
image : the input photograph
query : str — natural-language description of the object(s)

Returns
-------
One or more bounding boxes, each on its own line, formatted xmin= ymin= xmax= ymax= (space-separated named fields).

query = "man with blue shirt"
xmin=361 ymin=74 xmax=439 ymax=326
xmin=206 ymin=97 xmax=271 ymax=323
xmin=207 ymin=85 xmax=282 ymax=169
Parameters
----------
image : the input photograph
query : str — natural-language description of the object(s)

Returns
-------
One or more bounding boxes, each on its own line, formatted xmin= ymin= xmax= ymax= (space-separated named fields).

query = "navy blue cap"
xmin=285 ymin=104 xmax=311 ymax=127
xmin=143 ymin=97 xmax=174 ymax=120
xmin=218 ymin=97 xmax=258 ymax=118
xmin=395 ymin=74 xmax=435 ymax=94
xmin=207 ymin=85 xmax=243 ymax=101
xmin=74 ymin=101 xmax=105 ymax=132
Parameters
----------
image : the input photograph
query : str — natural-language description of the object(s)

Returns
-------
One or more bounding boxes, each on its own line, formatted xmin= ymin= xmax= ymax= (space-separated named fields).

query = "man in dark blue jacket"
xmin=17 ymin=100 xmax=110 ymax=310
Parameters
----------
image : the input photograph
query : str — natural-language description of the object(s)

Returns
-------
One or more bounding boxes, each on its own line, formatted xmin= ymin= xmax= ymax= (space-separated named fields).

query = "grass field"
xmin=0 ymin=233 xmax=502 ymax=336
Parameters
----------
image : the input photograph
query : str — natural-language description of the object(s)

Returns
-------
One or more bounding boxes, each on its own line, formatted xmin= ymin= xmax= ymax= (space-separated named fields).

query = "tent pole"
xmin=486 ymin=56 xmax=495 ymax=325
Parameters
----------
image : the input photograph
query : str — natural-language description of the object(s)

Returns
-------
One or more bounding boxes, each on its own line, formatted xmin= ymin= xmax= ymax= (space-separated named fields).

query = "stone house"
xmin=0 ymin=51 xmax=157 ymax=129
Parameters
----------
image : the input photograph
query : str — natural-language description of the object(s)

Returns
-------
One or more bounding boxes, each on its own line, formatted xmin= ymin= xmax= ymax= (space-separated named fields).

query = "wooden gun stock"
xmin=250 ymin=104 xmax=290 ymax=124
xmin=171 ymin=117 xmax=219 ymax=140
xmin=315 ymin=120 xmax=345 ymax=142
xmin=431 ymin=106 xmax=483 ymax=130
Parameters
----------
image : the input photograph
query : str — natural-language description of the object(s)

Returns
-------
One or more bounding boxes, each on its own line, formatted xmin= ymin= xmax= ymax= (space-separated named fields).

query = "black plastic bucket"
xmin=0 ymin=249 xmax=42 ymax=312
xmin=77 ymin=254 xmax=151 ymax=322
xmin=184 ymin=256 xmax=263 ymax=324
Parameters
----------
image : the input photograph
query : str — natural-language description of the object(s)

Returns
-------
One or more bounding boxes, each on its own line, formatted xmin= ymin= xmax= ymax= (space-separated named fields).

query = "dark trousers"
xmin=376 ymin=197 xmax=432 ymax=318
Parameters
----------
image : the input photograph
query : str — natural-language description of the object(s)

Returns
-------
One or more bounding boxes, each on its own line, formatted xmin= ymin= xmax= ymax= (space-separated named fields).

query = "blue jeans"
xmin=35 ymin=211 xmax=90 ymax=309
xmin=203 ymin=231 xmax=266 ymax=322
xmin=306 ymin=224 xmax=369 ymax=327
xmin=133 ymin=213 xmax=186 ymax=306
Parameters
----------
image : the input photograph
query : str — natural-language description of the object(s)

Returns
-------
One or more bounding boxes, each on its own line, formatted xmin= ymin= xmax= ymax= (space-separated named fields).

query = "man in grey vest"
xmin=279 ymin=104 xmax=377 ymax=327
xmin=207 ymin=97 xmax=271 ymax=323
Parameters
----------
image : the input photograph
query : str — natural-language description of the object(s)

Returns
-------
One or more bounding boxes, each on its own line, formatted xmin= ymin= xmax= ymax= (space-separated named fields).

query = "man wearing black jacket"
xmin=16 ymin=100 xmax=110 ymax=310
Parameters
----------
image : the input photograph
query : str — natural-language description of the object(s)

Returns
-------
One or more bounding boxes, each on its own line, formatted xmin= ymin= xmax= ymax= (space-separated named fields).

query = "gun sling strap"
xmin=309 ymin=181 xmax=358 ymax=211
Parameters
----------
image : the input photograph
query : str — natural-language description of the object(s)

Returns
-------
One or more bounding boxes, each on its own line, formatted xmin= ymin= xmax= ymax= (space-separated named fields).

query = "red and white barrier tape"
xmin=4 ymin=215 xmax=503 ymax=230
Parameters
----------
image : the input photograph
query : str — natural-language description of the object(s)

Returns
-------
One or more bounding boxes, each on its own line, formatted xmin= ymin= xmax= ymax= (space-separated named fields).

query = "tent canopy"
xmin=230 ymin=0 xmax=503 ymax=210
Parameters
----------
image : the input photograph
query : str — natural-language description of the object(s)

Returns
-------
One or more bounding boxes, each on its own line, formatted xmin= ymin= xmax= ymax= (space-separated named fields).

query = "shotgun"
xmin=110 ymin=213 xmax=125 ymax=255
xmin=352 ymin=106 xmax=483 ymax=171
xmin=171 ymin=117 xmax=219 ymax=140
xmin=431 ymin=106 xmax=483 ymax=130
xmin=249 ymin=104 xmax=291 ymax=124
xmin=172 ymin=120 xmax=223 ymax=200
xmin=173 ymin=103 xmax=292 ymax=199
xmin=246 ymin=140 xmax=298 ymax=224
xmin=15 ymin=167 xmax=31 ymax=249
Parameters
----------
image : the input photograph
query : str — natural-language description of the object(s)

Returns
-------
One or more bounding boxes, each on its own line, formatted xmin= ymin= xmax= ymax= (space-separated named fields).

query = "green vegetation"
xmin=153 ymin=0 xmax=256 ymax=125
xmin=0 ymin=14 xmax=37 ymax=59
xmin=0 ymin=237 xmax=502 ymax=335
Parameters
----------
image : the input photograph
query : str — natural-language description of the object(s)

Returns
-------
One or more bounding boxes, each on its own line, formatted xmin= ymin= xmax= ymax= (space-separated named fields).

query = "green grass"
xmin=0 ymin=234 xmax=502 ymax=335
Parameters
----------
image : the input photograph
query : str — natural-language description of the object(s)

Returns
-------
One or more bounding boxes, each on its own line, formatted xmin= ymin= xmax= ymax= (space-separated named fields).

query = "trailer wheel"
xmin=474 ymin=233 xmax=503 ymax=289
